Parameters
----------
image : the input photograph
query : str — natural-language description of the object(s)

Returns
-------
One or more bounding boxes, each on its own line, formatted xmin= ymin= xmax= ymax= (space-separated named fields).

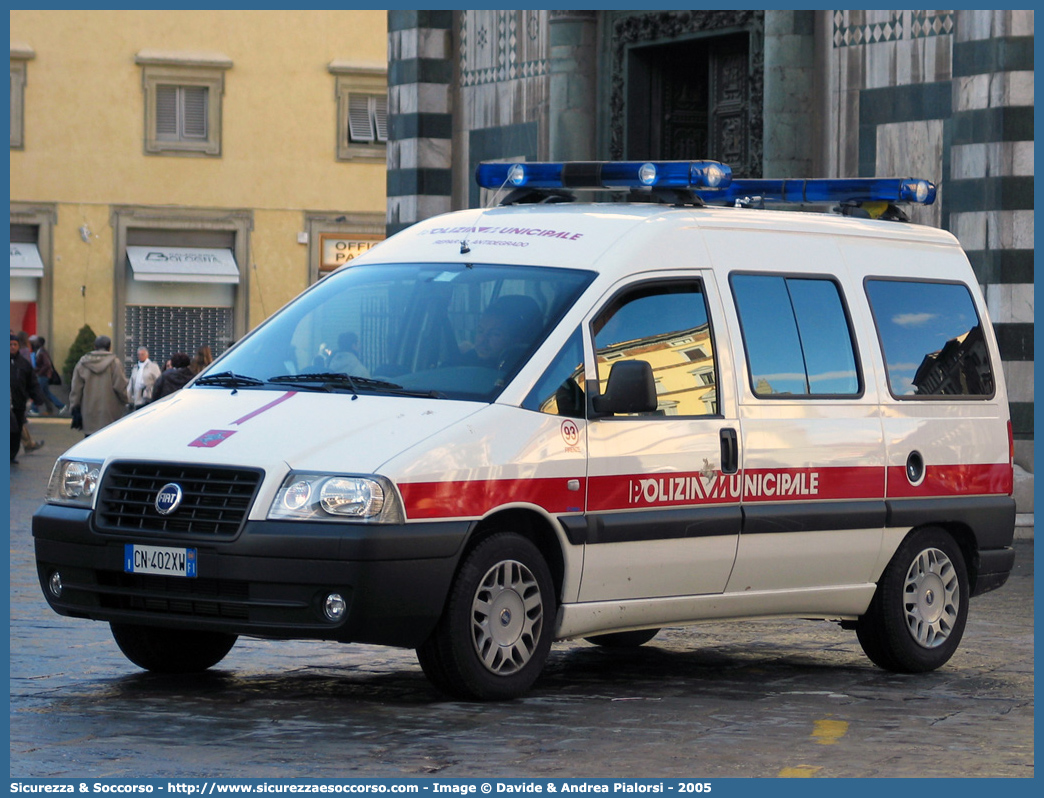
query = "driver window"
xmin=522 ymin=327 xmax=585 ymax=418
xmin=592 ymin=281 xmax=718 ymax=417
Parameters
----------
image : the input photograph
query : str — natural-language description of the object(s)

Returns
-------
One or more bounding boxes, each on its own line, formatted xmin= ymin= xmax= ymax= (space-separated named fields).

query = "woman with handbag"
xmin=29 ymin=335 xmax=67 ymax=417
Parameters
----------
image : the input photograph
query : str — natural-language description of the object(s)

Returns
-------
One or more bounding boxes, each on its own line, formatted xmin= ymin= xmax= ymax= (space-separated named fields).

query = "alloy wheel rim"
xmin=903 ymin=547 xmax=959 ymax=649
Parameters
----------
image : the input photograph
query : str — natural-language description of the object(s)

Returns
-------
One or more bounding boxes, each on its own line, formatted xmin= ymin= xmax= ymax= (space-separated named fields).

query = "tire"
xmin=584 ymin=628 xmax=660 ymax=648
xmin=110 ymin=623 xmax=237 ymax=673
xmin=856 ymin=527 xmax=969 ymax=673
xmin=418 ymin=532 xmax=555 ymax=700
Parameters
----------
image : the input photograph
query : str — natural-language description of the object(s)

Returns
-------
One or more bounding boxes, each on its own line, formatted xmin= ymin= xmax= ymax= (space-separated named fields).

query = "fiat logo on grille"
xmin=154 ymin=483 xmax=184 ymax=516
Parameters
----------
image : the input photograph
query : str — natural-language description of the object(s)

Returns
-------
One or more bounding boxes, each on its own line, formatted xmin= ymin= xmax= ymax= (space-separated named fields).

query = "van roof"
xmin=364 ymin=202 xmax=963 ymax=276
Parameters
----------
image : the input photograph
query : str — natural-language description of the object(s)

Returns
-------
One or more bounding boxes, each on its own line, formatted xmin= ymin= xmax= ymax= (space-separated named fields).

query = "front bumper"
xmin=33 ymin=503 xmax=471 ymax=648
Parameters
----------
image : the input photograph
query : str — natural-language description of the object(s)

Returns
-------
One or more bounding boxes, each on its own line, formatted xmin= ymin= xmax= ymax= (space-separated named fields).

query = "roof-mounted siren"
xmin=701 ymin=177 xmax=937 ymax=220
xmin=475 ymin=160 xmax=733 ymax=205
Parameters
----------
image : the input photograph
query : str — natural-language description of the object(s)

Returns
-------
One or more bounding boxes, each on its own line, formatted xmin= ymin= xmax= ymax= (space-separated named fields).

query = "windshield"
xmin=203 ymin=262 xmax=595 ymax=402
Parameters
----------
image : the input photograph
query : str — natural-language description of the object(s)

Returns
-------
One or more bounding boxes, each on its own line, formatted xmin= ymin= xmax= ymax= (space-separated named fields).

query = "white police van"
xmin=34 ymin=160 xmax=1016 ymax=700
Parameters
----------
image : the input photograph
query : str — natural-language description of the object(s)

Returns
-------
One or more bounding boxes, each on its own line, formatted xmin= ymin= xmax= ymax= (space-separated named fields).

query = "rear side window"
xmin=865 ymin=279 xmax=994 ymax=398
xmin=731 ymin=274 xmax=860 ymax=397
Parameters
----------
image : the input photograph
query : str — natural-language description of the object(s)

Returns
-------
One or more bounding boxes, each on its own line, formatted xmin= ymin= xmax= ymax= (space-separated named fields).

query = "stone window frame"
xmin=329 ymin=61 xmax=388 ymax=162
xmin=9 ymin=202 xmax=57 ymax=342
xmin=136 ymin=50 xmax=232 ymax=157
xmin=110 ymin=205 xmax=254 ymax=350
xmin=10 ymin=43 xmax=34 ymax=150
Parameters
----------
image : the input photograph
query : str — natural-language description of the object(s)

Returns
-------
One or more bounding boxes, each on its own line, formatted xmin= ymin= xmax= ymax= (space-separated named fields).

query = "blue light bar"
xmin=701 ymin=177 xmax=937 ymax=206
xmin=475 ymin=160 xmax=733 ymax=191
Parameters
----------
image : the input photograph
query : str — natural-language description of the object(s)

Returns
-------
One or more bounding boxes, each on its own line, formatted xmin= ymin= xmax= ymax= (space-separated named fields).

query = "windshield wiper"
xmin=268 ymin=373 xmax=445 ymax=399
xmin=194 ymin=371 xmax=265 ymax=388
xmin=269 ymin=372 xmax=360 ymax=398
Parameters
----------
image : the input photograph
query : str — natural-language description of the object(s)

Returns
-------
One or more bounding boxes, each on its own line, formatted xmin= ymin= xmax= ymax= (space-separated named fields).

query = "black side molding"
xmin=559 ymin=506 xmax=741 ymax=546
xmin=887 ymin=496 xmax=1015 ymax=550
xmin=742 ymin=500 xmax=886 ymax=535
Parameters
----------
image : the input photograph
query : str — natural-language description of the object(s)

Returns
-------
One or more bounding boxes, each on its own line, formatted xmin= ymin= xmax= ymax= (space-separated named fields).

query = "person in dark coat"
xmin=10 ymin=334 xmax=45 ymax=463
xmin=29 ymin=335 xmax=67 ymax=416
xmin=151 ymin=353 xmax=195 ymax=401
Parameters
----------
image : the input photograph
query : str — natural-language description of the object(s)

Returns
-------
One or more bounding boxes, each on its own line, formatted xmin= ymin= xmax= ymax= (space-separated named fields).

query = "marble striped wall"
xmin=387 ymin=10 xmax=454 ymax=237
xmin=829 ymin=9 xmax=1034 ymax=468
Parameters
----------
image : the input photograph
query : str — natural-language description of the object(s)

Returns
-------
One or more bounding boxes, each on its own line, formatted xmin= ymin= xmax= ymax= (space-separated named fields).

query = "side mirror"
xmin=591 ymin=360 xmax=657 ymax=416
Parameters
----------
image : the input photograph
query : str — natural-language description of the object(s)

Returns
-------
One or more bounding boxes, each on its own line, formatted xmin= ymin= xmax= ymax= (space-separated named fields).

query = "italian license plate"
xmin=124 ymin=544 xmax=197 ymax=578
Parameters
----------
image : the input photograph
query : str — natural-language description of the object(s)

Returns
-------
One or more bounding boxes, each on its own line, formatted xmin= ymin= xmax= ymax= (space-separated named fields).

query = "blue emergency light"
xmin=703 ymin=177 xmax=937 ymax=206
xmin=475 ymin=160 xmax=733 ymax=191
xmin=475 ymin=160 xmax=937 ymax=208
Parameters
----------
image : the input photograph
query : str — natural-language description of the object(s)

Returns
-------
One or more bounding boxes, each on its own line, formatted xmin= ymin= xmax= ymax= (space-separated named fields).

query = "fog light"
xmin=49 ymin=571 xmax=63 ymax=598
xmin=323 ymin=593 xmax=346 ymax=622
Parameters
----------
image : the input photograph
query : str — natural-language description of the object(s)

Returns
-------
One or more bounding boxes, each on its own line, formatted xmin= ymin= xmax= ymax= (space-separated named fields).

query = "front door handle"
xmin=720 ymin=428 xmax=739 ymax=475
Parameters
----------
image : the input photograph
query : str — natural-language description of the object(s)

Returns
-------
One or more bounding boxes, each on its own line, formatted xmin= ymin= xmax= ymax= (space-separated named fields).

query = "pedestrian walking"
xmin=29 ymin=335 xmax=67 ymax=416
xmin=14 ymin=330 xmax=45 ymax=449
xmin=68 ymin=335 xmax=130 ymax=436
xmin=128 ymin=346 xmax=162 ymax=410
xmin=10 ymin=334 xmax=44 ymax=463
xmin=151 ymin=352 xmax=194 ymax=401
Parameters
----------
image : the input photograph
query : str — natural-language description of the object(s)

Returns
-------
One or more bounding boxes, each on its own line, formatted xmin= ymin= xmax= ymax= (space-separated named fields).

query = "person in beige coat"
xmin=69 ymin=336 xmax=130 ymax=436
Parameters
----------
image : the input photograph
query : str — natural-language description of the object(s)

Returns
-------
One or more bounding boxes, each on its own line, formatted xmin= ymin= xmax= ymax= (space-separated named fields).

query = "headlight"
xmin=268 ymin=473 xmax=404 ymax=523
xmin=46 ymin=458 xmax=104 ymax=507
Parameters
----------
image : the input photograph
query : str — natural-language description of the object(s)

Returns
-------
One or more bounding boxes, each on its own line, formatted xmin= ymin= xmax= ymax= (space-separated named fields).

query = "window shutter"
xmin=156 ymin=85 xmax=178 ymax=139
xmin=181 ymin=86 xmax=208 ymax=140
xmin=373 ymin=95 xmax=388 ymax=142
xmin=347 ymin=93 xmax=375 ymax=143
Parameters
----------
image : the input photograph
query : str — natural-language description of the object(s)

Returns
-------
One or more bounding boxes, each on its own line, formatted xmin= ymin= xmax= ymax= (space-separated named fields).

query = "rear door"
xmin=703 ymin=229 xmax=887 ymax=597
xmin=579 ymin=273 xmax=741 ymax=601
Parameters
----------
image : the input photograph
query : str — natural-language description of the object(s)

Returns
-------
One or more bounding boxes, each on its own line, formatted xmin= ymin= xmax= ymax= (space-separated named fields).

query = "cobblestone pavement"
xmin=9 ymin=419 xmax=1034 ymax=779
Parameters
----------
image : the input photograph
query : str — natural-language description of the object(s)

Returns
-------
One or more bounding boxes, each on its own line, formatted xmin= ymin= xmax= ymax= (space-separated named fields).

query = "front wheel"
xmin=417 ymin=532 xmax=555 ymax=700
xmin=110 ymin=623 xmax=237 ymax=673
xmin=856 ymin=528 xmax=969 ymax=673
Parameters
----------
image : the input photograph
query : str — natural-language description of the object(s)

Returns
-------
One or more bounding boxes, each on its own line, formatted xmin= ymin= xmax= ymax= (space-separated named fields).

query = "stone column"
xmin=949 ymin=10 xmax=1034 ymax=471
xmin=762 ymin=10 xmax=816 ymax=177
xmin=386 ymin=10 xmax=454 ymax=236
xmin=548 ymin=11 xmax=598 ymax=161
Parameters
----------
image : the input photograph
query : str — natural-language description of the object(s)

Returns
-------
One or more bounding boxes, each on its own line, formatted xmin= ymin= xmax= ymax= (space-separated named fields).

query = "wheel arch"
xmin=923 ymin=520 xmax=979 ymax=594
xmin=461 ymin=505 xmax=572 ymax=603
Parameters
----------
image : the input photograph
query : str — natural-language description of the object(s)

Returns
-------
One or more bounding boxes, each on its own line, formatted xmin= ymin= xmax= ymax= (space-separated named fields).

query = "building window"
xmin=348 ymin=93 xmax=388 ymax=145
xmin=136 ymin=50 xmax=232 ymax=157
xmin=156 ymin=85 xmax=209 ymax=142
xmin=329 ymin=61 xmax=387 ymax=161
xmin=10 ymin=44 xmax=34 ymax=149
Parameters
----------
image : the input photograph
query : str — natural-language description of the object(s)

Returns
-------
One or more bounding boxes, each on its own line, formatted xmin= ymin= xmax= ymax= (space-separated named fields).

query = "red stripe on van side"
xmin=886 ymin=463 xmax=1013 ymax=498
xmin=398 ymin=477 xmax=585 ymax=520
xmin=589 ymin=466 xmax=885 ymax=510
xmin=397 ymin=463 xmax=1010 ymax=520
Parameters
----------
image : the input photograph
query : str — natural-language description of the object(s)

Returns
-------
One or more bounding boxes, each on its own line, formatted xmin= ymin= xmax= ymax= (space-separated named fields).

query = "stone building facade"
xmin=386 ymin=9 xmax=1034 ymax=472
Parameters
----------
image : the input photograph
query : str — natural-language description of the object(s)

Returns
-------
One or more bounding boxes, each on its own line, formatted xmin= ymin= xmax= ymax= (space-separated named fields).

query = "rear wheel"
xmin=417 ymin=532 xmax=555 ymax=700
xmin=856 ymin=528 xmax=969 ymax=673
xmin=110 ymin=623 xmax=237 ymax=673
xmin=584 ymin=628 xmax=660 ymax=648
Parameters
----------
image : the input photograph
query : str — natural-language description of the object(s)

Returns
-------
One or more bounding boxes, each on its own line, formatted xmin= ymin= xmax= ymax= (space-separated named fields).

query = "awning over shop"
xmin=126 ymin=245 xmax=240 ymax=283
xmin=10 ymin=242 xmax=44 ymax=278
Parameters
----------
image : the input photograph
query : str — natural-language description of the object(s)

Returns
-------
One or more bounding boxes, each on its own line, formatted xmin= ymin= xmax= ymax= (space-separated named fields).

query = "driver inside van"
xmin=459 ymin=295 xmax=543 ymax=369
xmin=328 ymin=331 xmax=371 ymax=378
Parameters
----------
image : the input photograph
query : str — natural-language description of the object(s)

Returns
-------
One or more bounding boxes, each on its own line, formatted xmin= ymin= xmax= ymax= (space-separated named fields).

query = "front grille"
xmin=95 ymin=461 xmax=263 ymax=538
xmin=97 ymin=572 xmax=250 ymax=619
